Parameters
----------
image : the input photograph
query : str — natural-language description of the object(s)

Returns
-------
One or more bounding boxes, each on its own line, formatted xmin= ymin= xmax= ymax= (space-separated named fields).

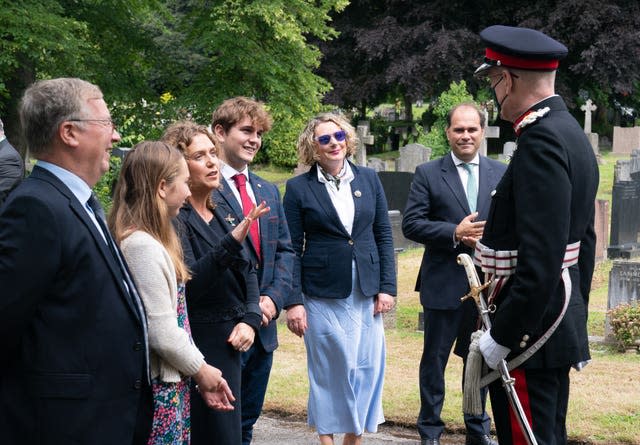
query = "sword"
xmin=457 ymin=253 xmax=538 ymax=445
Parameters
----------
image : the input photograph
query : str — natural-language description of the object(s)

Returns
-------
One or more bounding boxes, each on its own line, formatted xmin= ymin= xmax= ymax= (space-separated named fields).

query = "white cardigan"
xmin=121 ymin=230 xmax=204 ymax=382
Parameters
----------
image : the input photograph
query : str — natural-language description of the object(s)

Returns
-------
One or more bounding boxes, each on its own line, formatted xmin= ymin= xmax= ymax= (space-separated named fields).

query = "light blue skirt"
xmin=303 ymin=262 xmax=386 ymax=435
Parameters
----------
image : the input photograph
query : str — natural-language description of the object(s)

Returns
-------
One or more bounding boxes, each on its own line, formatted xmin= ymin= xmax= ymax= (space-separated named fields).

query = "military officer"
xmin=473 ymin=25 xmax=599 ymax=445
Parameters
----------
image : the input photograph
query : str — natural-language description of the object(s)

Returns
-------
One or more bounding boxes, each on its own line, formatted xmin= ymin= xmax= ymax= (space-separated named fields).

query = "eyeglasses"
xmin=315 ymin=130 xmax=346 ymax=145
xmin=68 ymin=118 xmax=117 ymax=132
xmin=185 ymin=148 xmax=217 ymax=164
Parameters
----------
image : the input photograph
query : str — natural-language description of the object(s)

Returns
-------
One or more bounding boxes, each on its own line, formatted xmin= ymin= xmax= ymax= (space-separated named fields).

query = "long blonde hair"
xmin=108 ymin=141 xmax=191 ymax=282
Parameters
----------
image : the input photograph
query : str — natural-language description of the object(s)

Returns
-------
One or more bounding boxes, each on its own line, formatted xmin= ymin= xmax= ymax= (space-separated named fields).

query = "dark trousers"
xmin=489 ymin=366 xmax=570 ymax=445
xmin=417 ymin=307 xmax=491 ymax=440
xmin=241 ymin=339 xmax=273 ymax=445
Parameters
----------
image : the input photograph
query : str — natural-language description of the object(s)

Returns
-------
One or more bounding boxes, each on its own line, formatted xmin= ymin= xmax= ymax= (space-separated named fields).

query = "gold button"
xmin=523 ymin=334 xmax=530 ymax=341
xmin=519 ymin=341 xmax=527 ymax=348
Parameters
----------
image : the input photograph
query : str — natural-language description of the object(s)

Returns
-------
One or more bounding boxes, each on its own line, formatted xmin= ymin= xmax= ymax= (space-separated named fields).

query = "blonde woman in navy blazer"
xmin=283 ymin=113 xmax=397 ymax=445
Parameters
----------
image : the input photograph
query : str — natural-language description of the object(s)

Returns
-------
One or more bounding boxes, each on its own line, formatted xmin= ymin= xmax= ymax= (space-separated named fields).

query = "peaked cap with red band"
xmin=475 ymin=25 xmax=568 ymax=75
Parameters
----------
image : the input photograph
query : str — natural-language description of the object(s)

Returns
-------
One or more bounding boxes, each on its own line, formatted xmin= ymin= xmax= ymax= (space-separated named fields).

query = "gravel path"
xmin=252 ymin=415 xmax=466 ymax=445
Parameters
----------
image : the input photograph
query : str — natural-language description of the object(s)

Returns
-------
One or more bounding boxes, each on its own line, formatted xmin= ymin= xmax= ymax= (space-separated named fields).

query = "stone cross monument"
xmin=355 ymin=122 xmax=374 ymax=166
xmin=581 ymin=99 xmax=597 ymax=134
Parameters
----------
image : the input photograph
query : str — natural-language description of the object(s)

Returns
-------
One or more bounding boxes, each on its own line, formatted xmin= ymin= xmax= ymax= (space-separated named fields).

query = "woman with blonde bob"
xmin=109 ymin=141 xmax=234 ymax=445
xmin=283 ymin=113 xmax=397 ymax=445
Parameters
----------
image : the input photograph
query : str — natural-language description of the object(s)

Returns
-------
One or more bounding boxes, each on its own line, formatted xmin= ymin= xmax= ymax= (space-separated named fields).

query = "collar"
xmin=36 ymin=160 xmax=93 ymax=206
xmin=513 ymin=95 xmax=557 ymax=136
xmin=450 ymin=152 xmax=480 ymax=167
xmin=221 ymin=162 xmax=250 ymax=183
xmin=316 ymin=161 xmax=354 ymax=188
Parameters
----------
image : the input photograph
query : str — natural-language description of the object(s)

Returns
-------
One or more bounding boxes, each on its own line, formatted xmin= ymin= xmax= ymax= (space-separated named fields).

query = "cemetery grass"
xmin=264 ymin=249 xmax=640 ymax=444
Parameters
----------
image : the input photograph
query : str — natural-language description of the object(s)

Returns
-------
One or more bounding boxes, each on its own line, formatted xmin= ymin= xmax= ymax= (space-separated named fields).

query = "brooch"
xmin=514 ymin=107 xmax=550 ymax=136
xmin=224 ymin=214 xmax=236 ymax=226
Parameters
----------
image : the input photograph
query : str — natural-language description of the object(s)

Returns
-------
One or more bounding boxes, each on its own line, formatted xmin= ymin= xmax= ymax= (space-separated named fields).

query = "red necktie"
xmin=232 ymin=174 xmax=261 ymax=260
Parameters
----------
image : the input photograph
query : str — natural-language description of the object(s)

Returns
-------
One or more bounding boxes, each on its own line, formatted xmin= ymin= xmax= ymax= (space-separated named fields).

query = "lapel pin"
xmin=354 ymin=190 xmax=362 ymax=198
xmin=224 ymin=214 xmax=237 ymax=226
xmin=490 ymin=190 xmax=497 ymax=197
xmin=257 ymin=183 xmax=262 ymax=188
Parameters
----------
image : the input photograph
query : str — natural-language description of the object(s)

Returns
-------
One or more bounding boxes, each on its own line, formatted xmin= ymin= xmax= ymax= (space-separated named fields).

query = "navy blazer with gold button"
xmin=283 ymin=162 xmax=396 ymax=304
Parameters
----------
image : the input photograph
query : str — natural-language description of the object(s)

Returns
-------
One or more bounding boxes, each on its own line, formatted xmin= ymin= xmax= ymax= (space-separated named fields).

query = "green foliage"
xmin=161 ymin=0 xmax=348 ymax=167
xmin=111 ymin=95 xmax=195 ymax=148
xmin=608 ymin=303 xmax=640 ymax=351
xmin=418 ymin=80 xmax=474 ymax=158
xmin=93 ymin=156 xmax=122 ymax=212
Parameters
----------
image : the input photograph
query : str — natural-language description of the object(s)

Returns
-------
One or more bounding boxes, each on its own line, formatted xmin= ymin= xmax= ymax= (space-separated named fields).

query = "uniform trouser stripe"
xmin=508 ymin=368 xmax=534 ymax=445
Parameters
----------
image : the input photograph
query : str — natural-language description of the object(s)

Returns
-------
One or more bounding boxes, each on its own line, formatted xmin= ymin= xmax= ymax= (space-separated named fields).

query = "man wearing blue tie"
xmin=403 ymin=103 xmax=506 ymax=445
xmin=0 ymin=78 xmax=152 ymax=445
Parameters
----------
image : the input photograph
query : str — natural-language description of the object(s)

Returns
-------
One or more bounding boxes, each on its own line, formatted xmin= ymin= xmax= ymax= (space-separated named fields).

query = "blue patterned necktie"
xmin=462 ymin=163 xmax=477 ymax=213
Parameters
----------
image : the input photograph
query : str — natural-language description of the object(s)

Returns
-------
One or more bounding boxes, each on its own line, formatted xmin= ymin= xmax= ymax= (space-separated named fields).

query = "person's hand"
xmin=192 ymin=363 xmax=223 ymax=393
xmin=286 ymin=304 xmax=307 ymax=337
xmin=259 ymin=295 xmax=277 ymax=327
xmin=374 ymin=293 xmax=395 ymax=315
xmin=455 ymin=212 xmax=485 ymax=248
xmin=230 ymin=201 xmax=270 ymax=243
xmin=197 ymin=377 xmax=235 ymax=411
xmin=227 ymin=322 xmax=255 ymax=352
xmin=478 ymin=329 xmax=510 ymax=370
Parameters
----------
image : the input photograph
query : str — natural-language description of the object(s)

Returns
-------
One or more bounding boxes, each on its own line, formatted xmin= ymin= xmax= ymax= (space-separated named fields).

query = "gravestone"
xmin=581 ymin=99 xmax=599 ymax=154
xmin=498 ymin=141 xmax=517 ymax=161
xmin=395 ymin=143 xmax=431 ymax=173
xmin=581 ymin=99 xmax=597 ymax=134
xmin=387 ymin=209 xmax=420 ymax=251
xmin=606 ymin=260 xmax=640 ymax=339
xmin=608 ymin=152 xmax=640 ymax=258
xmin=367 ymin=158 xmax=386 ymax=172
xmin=594 ymin=199 xmax=609 ymax=262
xmin=612 ymin=126 xmax=640 ymax=154
xmin=480 ymin=125 xmax=500 ymax=157
xmin=355 ymin=121 xmax=374 ymax=166
xmin=378 ymin=171 xmax=415 ymax=213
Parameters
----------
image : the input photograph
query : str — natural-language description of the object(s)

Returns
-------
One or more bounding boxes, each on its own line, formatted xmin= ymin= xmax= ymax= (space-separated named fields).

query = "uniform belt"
xmin=473 ymin=240 xmax=581 ymax=275
xmin=473 ymin=241 xmax=581 ymax=387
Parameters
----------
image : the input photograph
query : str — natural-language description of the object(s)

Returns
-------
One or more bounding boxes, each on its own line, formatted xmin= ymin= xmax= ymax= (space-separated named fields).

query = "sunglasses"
xmin=315 ymin=130 xmax=346 ymax=145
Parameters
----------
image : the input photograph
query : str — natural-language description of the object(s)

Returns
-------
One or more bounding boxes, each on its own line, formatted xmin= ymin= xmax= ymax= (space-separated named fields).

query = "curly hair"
xmin=296 ymin=113 xmax=358 ymax=166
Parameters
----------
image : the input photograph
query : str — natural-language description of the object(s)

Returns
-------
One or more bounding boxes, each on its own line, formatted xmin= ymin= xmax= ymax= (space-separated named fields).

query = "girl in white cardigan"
xmin=109 ymin=141 xmax=234 ymax=444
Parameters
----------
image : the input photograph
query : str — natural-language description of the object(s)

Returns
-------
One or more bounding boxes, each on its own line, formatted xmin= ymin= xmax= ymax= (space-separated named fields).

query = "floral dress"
xmin=148 ymin=284 xmax=193 ymax=445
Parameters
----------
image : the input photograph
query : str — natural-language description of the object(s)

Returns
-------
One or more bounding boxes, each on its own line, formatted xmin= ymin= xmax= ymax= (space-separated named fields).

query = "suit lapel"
xmin=349 ymin=163 xmax=364 ymax=235
xmin=32 ymin=167 xmax=141 ymax=320
xmin=441 ymin=155 xmax=470 ymax=213
xmin=183 ymin=203 xmax=221 ymax=250
xmin=215 ymin=176 xmax=244 ymax=216
xmin=306 ymin=165 xmax=351 ymax=237
xmin=248 ymin=172 xmax=269 ymax=260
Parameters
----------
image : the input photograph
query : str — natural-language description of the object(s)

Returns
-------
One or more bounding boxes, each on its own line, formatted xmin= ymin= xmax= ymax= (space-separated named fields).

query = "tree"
xmin=419 ymin=80 xmax=474 ymax=158
xmin=317 ymin=0 xmax=481 ymax=120
xmin=0 ymin=0 xmax=166 ymax=152
xmin=318 ymin=0 xmax=640 ymax=137
xmin=157 ymin=0 xmax=349 ymax=167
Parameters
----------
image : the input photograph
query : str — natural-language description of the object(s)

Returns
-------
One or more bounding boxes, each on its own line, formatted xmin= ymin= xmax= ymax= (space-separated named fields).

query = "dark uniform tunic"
xmin=480 ymin=95 xmax=599 ymax=444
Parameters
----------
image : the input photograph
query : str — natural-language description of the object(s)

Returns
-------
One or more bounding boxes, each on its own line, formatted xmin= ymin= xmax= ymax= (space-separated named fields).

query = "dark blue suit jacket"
xmin=283 ymin=162 xmax=396 ymax=302
xmin=213 ymin=172 xmax=294 ymax=352
xmin=0 ymin=166 xmax=148 ymax=444
xmin=402 ymin=154 xmax=506 ymax=310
